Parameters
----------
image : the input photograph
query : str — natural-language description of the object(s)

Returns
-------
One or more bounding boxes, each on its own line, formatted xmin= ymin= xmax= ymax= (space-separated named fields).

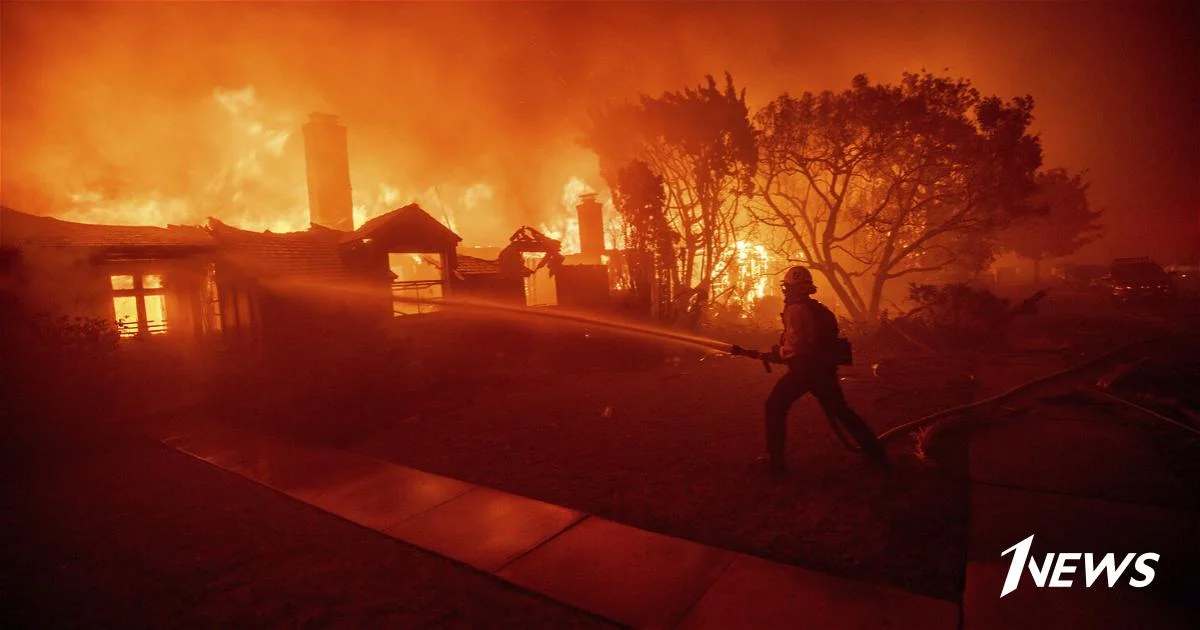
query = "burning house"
xmin=351 ymin=203 xmax=462 ymax=316
xmin=454 ymin=254 xmax=528 ymax=304
xmin=211 ymin=203 xmax=463 ymax=339
xmin=1 ymin=206 xmax=218 ymax=340
xmin=1 ymin=202 xmax=465 ymax=347
xmin=2 ymin=199 xmax=616 ymax=349
xmin=1 ymin=111 xmax=624 ymax=347
xmin=205 ymin=216 xmax=397 ymax=346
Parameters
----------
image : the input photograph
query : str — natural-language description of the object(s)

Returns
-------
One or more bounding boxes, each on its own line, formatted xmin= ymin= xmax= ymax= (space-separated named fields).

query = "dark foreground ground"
xmin=327 ymin=305 xmax=1189 ymax=602
xmin=1 ymin=420 xmax=613 ymax=628
xmin=4 ymin=298 xmax=1197 ymax=624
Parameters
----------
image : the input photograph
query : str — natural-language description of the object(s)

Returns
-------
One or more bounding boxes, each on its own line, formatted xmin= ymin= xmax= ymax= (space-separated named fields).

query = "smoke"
xmin=2 ymin=2 xmax=1195 ymax=255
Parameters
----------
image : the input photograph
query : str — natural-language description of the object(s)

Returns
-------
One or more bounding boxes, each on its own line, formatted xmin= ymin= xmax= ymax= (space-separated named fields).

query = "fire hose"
xmin=873 ymin=333 xmax=1198 ymax=443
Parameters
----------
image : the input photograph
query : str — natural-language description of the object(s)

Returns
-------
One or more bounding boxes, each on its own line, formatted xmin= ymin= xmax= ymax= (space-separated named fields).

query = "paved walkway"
xmin=156 ymin=418 xmax=957 ymax=629
xmin=3 ymin=420 xmax=612 ymax=629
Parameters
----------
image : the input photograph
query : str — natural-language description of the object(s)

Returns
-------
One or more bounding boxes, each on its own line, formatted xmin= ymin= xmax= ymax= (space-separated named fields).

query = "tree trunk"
xmin=815 ymin=267 xmax=865 ymax=322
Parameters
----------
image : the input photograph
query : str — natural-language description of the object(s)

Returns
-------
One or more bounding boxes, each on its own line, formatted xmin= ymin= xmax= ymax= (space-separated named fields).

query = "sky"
xmin=2 ymin=1 xmax=1197 ymax=261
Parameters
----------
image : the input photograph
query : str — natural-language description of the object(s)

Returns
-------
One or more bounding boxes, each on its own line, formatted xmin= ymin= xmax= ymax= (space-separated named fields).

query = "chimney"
xmin=302 ymin=112 xmax=354 ymax=231
xmin=576 ymin=193 xmax=605 ymax=260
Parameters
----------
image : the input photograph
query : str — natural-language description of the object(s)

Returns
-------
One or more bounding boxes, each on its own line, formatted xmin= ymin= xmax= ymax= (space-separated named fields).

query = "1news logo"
xmin=1000 ymin=535 xmax=1159 ymax=598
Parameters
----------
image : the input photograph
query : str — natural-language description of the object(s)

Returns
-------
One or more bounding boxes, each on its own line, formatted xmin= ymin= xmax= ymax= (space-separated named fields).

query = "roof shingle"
xmin=207 ymin=219 xmax=353 ymax=280
xmin=342 ymin=203 xmax=461 ymax=248
xmin=456 ymin=254 xmax=506 ymax=277
xmin=1 ymin=206 xmax=213 ymax=249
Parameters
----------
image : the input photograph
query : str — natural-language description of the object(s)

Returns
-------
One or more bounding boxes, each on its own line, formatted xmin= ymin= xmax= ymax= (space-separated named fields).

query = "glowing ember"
xmin=713 ymin=239 xmax=779 ymax=315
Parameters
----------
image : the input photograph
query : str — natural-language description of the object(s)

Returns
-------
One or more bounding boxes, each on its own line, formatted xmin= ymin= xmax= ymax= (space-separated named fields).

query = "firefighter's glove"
xmin=759 ymin=351 xmax=783 ymax=364
xmin=760 ymin=345 xmax=785 ymax=364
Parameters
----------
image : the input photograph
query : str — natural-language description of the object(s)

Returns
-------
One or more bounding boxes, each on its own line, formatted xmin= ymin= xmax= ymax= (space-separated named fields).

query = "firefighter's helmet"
xmin=782 ymin=265 xmax=817 ymax=294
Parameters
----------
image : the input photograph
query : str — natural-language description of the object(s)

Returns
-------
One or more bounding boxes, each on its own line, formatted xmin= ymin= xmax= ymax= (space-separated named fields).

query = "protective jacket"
xmin=778 ymin=296 xmax=839 ymax=368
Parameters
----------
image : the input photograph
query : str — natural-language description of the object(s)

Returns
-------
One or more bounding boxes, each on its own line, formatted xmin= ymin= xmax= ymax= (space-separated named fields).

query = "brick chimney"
xmin=576 ymin=193 xmax=605 ymax=260
xmin=302 ymin=112 xmax=354 ymax=231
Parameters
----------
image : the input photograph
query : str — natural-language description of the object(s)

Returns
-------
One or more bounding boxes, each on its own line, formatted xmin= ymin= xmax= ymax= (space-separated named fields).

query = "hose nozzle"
xmin=729 ymin=344 xmax=759 ymax=359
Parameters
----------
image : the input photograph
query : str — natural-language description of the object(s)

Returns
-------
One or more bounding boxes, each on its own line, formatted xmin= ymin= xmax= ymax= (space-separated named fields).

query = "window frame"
xmin=389 ymin=252 xmax=446 ymax=316
xmin=110 ymin=272 xmax=169 ymax=337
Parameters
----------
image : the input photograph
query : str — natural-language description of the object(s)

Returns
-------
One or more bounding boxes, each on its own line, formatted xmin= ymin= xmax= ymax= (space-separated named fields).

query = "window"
xmin=203 ymin=264 xmax=222 ymax=335
xmin=110 ymin=273 xmax=168 ymax=337
xmin=390 ymin=253 xmax=443 ymax=316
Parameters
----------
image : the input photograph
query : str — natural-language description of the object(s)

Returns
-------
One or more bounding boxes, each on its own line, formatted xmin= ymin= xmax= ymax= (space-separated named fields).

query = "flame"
xmin=204 ymin=86 xmax=306 ymax=230
xmin=353 ymin=182 xmax=405 ymax=228
xmin=711 ymin=239 xmax=778 ymax=316
xmin=57 ymin=85 xmax=310 ymax=232
xmin=602 ymin=197 xmax=625 ymax=251
xmin=54 ymin=85 xmax=448 ymax=235
xmin=561 ymin=176 xmax=593 ymax=210
xmin=539 ymin=216 xmax=580 ymax=255
xmin=44 ymin=86 xmax=582 ymax=246
xmin=353 ymin=181 xmax=474 ymax=235
xmin=52 ymin=85 xmax=471 ymax=236
xmin=537 ymin=176 xmax=596 ymax=255
xmin=735 ymin=240 xmax=773 ymax=301
xmin=61 ymin=190 xmax=194 ymax=227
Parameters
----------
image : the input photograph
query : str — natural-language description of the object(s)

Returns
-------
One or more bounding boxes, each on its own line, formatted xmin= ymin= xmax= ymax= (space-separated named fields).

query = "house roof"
xmin=2 ymin=205 xmax=468 ymax=286
xmin=342 ymin=203 xmax=461 ymax=249
xmin=207 ymin=219 xmax=353 ymax=280
xmin=456 ymin=255 xmax=507 ymax=278
xmin=1 ymin=206 xmax=213 ymax=250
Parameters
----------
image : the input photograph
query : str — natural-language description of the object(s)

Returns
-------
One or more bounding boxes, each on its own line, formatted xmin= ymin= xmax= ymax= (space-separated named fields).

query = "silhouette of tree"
xmin=584 ymin=73 xmax=757 ymax=324
xmin=755 ymin=72 xmax=1043 ymax=322
xmin=610 ymin=160 xmax=676 ymax=318
xmin=999 ymin=168 xmax=1104 ymax=283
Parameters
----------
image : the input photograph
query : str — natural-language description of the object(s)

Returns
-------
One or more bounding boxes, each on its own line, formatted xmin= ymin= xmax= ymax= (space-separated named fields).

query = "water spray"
xmin=391 ymin=295 xmax=738 ymax=353
xmin=263 ymin=276 xmax=1200 ymax=459
xmin=262 ymin=274 xmax=734 ymax=350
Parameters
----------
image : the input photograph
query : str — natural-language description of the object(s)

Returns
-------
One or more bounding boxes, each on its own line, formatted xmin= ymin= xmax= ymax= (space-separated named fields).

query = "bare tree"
xmin=584 ymin=73 xmax=757 ymax=324
xmin=755 ymin=72 xmax=1043 ymax=322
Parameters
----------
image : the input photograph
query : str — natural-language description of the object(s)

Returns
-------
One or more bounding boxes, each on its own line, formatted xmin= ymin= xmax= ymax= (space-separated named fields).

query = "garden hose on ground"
xmin=1091 ymin=388 xmax=1200 ymax=439
xmin=871 ymin=333 xmax=1198 ymax=449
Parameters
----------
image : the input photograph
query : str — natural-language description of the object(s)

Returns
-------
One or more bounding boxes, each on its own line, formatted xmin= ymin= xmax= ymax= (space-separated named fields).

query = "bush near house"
xmin=3 ymin=310 xmax=121 ymax=422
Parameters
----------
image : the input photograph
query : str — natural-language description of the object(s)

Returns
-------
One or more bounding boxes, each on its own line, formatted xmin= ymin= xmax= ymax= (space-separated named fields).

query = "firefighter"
xmin=758 ymin=266 xmax=887 ymax=474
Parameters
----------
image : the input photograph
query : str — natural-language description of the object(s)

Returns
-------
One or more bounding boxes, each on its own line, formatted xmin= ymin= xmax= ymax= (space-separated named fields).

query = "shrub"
xmin=3 ymin=311 xmax=121 ymax=420
xmin=896 ymin=283 xmax=1013 ymax=351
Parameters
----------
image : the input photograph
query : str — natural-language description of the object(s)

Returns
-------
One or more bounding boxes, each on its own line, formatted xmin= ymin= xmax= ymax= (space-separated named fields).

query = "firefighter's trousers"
xmin=764 ymin=365 xmax=886 ymax=464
